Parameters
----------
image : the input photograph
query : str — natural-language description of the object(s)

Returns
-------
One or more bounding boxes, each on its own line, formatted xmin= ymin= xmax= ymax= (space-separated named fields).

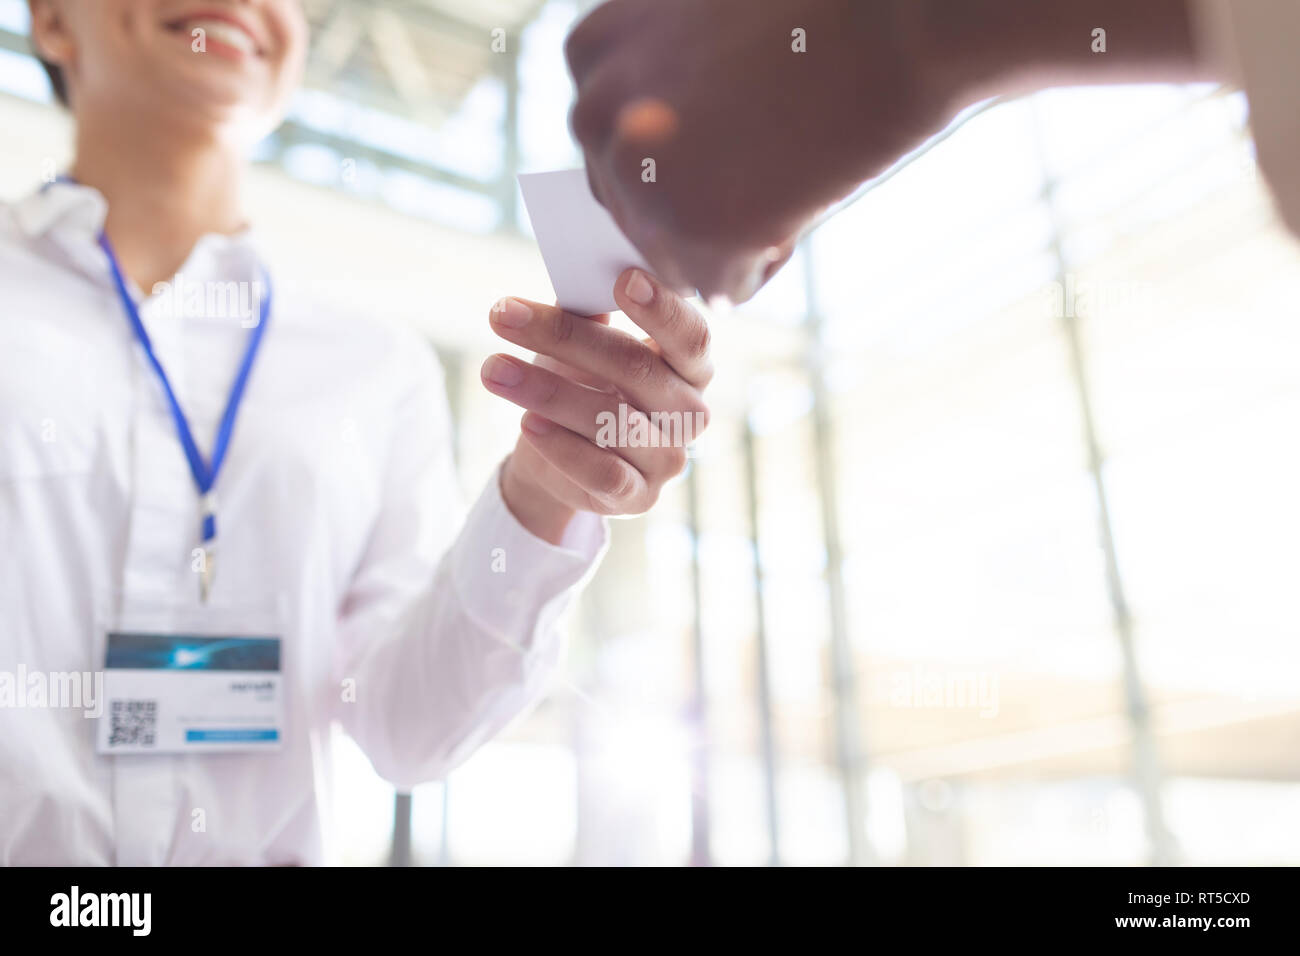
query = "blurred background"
xmin=3 ymin=0 xmax=1299 ymax=865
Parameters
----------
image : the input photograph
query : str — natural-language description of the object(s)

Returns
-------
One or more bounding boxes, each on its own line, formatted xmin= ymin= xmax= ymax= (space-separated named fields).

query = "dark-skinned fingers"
xmin=520 ymin=413 xmax=654 ymax=515
xmin=481 ymin=354 xmax=684 ymax=482
xmin=569 ymin=69 xmax=623 ymax=154
xmin=564 ymin=0 xmax=639 ymax=88
xmin=612 ymin=268 xmax=714 ymax=389
xmin=489 ymin=297 xmax=706 ymax=425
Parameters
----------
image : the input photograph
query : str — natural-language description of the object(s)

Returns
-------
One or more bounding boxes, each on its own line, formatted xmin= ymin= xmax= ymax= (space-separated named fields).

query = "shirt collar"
xmin=13 ymin=178 xmax=266 ymax=291
xmin=13 ymin=178 xmax=108 ymax=239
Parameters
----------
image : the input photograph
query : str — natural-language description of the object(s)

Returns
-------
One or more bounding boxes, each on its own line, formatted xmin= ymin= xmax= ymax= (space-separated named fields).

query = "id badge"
xmin=95 ymin=595 xmax=285 ymax=755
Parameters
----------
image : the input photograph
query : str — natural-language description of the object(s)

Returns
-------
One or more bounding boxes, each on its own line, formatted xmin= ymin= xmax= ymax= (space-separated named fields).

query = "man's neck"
xmin=71 ymin=111 xmax=248 ymax=292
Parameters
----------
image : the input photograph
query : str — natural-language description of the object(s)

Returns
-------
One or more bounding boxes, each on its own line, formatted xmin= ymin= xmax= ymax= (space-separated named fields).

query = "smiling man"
xmin=0 ymin=0 xmax=713 ymax=865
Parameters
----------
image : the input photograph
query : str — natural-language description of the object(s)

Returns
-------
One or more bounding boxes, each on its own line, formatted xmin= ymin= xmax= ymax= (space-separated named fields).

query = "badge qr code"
xmin=109 ymin=700 xmax=158 ymax=747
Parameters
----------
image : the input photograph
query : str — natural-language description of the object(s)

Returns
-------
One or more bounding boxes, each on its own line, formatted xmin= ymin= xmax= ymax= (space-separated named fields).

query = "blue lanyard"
xmin=98 ymin=232 xmax=272 ymax=546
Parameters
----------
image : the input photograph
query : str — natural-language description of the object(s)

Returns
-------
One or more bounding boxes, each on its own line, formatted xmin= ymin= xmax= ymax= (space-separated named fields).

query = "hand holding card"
xmin=482 ymin=277 xmax=713 ymax=550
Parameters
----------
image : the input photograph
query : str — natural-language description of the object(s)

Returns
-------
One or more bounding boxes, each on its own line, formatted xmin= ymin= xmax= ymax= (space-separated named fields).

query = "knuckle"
xmin=565 ymin=0 xmax=631 ymax=74
xmin=562 ymin=29 xmax=586 ymax=71
xmin=569 ymin=96 xmax=607 ymax=148
xmin=674 ymin=303 xmax=711 ymax=358
xmin=595 ymin=456 xmax=638 ymax=502
xmin=619 ymin=340 xmax=657 ymax=385
xmin=689 ymin=319 xmax=712 ymax=359
xmin=661 ymin=297 xmax=713 ymax=363
xmin=660 ymin=292 xmax=687 ymax=331
xmin=596 ymin=496 xmax=625 ymax=517
xmin=551 ymin=308 xmax=577 ymax=347
xmin=534 ymin=372 xmax=562 ymax=409
xmin=581 ymin=490 xmax=616 ymax=516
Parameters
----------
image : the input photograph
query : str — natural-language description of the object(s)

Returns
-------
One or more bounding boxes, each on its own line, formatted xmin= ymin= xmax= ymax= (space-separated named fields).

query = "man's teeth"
xmin=189 ymin=19 xmax=257 ymax=55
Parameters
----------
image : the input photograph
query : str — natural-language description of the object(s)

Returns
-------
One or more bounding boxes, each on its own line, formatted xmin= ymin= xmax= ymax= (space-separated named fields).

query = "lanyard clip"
xmin=199 ymin=545 xmax=217 ymax=604
xmin=199 ymin=492 xmax=217 ymax=603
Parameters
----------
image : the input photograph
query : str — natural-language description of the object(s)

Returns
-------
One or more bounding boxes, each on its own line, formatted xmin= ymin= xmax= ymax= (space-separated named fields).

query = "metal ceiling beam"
xmin=0 ymin=23 xmax=33 ymax=58
xmin=268 ymin=119 xmax=500 ymax=197
xmin=349 ymin=0 xmax=541 ymax=47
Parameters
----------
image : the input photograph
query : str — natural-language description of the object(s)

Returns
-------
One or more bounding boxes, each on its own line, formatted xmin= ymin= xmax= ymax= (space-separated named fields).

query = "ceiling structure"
xmin=299 ymin=0 xmax=547 ymax=125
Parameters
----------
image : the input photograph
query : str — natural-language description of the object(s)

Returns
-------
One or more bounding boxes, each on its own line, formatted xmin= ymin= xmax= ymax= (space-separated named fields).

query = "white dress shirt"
xmin=0 ymin=181 xmax=607 ymax=865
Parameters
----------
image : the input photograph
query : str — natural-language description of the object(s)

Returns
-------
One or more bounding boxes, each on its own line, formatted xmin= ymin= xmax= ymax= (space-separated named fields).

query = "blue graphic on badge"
xmin=106 ymin=633 xmax=280 ymax=671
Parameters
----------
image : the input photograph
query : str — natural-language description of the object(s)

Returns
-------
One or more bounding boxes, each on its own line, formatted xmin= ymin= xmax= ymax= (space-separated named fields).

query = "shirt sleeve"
xmin=1194 ymin=0 xmax=1300 ymax=238
xmin=330 ymin=338 xmax=608 ymax=791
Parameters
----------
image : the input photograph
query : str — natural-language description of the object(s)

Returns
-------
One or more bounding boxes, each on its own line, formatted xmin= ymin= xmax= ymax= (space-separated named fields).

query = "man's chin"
xmin=132 ymin=94 xmax=278 ymax=148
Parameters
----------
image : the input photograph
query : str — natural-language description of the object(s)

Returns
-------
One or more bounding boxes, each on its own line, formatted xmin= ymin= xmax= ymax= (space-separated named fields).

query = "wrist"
xmin=891 ymin=1 xmax=975 ymax=114
xmin=831 ymin=0 xmax=983 ymax=188
xmin=499 ymin=452 xmax=578 ymax=547
xmin=909 ymin=0 xmax=1042 ymax=110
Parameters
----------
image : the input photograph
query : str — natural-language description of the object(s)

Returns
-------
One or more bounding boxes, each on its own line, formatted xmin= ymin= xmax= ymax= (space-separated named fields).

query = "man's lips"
xmin=165 ymin=10 xmax=266 ymax=57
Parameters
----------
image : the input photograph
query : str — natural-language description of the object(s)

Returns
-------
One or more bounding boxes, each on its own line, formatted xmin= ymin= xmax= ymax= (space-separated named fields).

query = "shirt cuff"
xmin=448 ymin=463 xmax=609 ymax=646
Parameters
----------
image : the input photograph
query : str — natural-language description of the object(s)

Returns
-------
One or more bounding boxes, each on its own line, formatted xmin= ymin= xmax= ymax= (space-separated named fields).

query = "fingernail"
xmin=625 ymin=270 xmax=654 ymax=306
xmin=492 ymin=298 xmax=532 ymax=328
xmin=522 ymin=414 xmax=553 ymax=435
xmin=483 ymin=355 xmax=524 ymax=387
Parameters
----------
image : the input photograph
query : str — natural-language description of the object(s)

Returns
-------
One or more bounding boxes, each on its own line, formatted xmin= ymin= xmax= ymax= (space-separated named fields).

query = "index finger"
xmin=613 ymin=268 xmax=713 ymax=388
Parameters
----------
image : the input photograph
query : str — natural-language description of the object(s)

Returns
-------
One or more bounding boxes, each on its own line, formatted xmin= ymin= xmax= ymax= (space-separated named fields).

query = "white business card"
xmin=518 ymin=168 xmax=654 ymax=316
